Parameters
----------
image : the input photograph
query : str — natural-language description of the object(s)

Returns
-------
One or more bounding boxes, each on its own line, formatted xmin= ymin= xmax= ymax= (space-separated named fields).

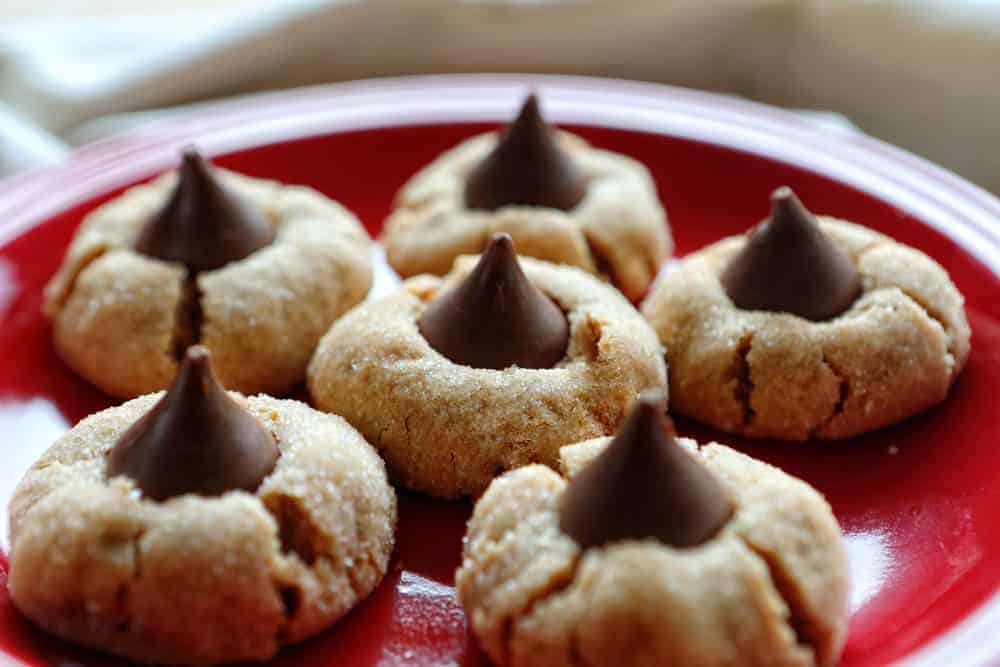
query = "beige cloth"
xmin=1 ymin=1 xmax=999 ymax=195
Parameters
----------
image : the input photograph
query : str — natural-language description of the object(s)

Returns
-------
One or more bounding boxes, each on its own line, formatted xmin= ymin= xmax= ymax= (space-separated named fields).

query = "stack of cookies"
xmin=8 ymin=95 xmax=970 ymax=666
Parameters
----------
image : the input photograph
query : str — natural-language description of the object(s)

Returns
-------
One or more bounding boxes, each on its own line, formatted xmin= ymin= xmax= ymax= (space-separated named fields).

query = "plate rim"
xmin=0 ymin=73 xmax=998 ymax=667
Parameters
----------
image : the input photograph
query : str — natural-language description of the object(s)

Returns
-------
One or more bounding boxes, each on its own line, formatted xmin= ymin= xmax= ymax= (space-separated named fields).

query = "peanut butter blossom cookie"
xmin=457 ymin=393 xmax=850 ymax=667
xmin=381 ymin=95 xmax=671 ymax=301
xmin=44 ymin=148 xmax=373 ymax=398
xmin=308 ymin=233 xmax=667 ymax=498
xmin=642 ymin=187 xmax=971 ymax=440
xmin=7 ymin=347 xmax=396 ymax=665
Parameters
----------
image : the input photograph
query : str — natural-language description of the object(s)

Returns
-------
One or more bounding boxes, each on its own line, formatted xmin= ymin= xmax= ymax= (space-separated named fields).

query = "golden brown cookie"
xmin=307 ymin=248 xmax=667 ymax=499
xmin=44 ymin=152 xmax=373 ymax=398
xmin=7 ymin=389 xmax=396 ymax=665
xmin=456 ymin=407 xmax=849 ymax=667
xmin=642 ymin=193 xmax=970 ymax=440
xmin=381 ymin=97 xmax=670 ymax=301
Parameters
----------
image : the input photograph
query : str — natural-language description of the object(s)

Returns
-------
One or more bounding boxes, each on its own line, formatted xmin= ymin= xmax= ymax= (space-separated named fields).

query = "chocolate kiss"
xmin=559 ymin=392 xmax=733 ymax=549
xmin=418 ymin=233 xmax=569 ymax=370
xmin=464 ymin=94 xmax=587 ymax=211
xmin=107 ymin=346 xmax=279 ymax=501
xmin=134 ymin=148 xmax=275 ymax=273
xmin=720 ymin=187 xmax=861 ymax=321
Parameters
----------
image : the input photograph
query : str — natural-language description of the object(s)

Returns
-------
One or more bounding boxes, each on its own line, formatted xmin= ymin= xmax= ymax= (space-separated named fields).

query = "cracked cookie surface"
xmin=44 ymin=169 xmax=373 ymax=399
xmin=307 ymin=255 xmax=667 ymax=498
xmin=7 ymin=394 xmax=396 ymax=665
xmin=381 ymin=131 xmax=671 ymax=301
xmin=457 ymin=436 xmax=849 ymax=667
xmin=641 ymin=219 xmax=970 ymax=439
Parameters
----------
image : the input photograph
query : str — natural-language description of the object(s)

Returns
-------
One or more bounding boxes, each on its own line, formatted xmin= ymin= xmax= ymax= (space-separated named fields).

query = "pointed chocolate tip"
xmin=720 ymin=187 xmax=861 ymax=321
xmin=769 ymin=186 xmax=811 ymax=229
xmin=518 ymin=93 xmax=541 ymax=122
xmin=478 ymin=230 xmax=517 ymax=272
xmin=632 ymin=391 xmax=672 ymax=432
xmin=771 ymin=185 xmax=794 ymax=204
xmin=559 ymin=391 xmax=733 ymax=549
xmin=463 ymin=94 xmax=586 ymax=211
xmin=178 ymin=146 xmax=214 ymax=184
xmin=180 ymin=144 xmax=201 ymax=165
xmin=107 ymin=345 xmax=278 ymax=501
xmin=134 ymin=149 xmax=275 ymax=274
xmin=418 ymin=232 xmax=569 ymax=370
xmin=184 ymin=342 xmax=211 ymax=367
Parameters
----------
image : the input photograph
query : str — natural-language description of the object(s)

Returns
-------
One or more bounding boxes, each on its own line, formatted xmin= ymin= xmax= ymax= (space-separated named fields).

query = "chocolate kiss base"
xmin=418 ymin=233 xmax=569 ymax=370
xmin=721 ymin=187 xmax=861 ymax=321
xmin=135 ymin=148 xmax=275 ymax=274
xmin=464 ymin=94 xmax=586 ymax=212
xmin=107 ymin=346 xmax=279 ymax=501
xmin=559 ymin=393 xmax=733 ymax=549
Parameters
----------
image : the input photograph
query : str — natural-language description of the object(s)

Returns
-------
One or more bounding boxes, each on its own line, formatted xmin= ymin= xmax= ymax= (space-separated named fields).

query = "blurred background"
xmin=2 ymin=0 xmax=999 ymax=194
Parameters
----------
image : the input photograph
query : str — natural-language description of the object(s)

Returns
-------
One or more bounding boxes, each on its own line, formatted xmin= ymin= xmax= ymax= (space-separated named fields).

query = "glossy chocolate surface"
xmin=135 ymin=148 xmax=275 ymax=273
xmin=107 ymin=346 xmax=279 ymax=501
xmin=418 ymin=233 xmax=569 ymax=369
xmin=464 ymin=95 xmax=586 ymax=211
xmin=721 ymin=187 xmax=861 ymax=321
xmin=559 ymin=392 xmax=733 ymax=549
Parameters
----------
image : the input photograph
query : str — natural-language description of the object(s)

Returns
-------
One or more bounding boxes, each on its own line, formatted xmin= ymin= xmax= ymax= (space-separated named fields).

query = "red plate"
xmin=0 ymin=76 xmax=999 ymax=667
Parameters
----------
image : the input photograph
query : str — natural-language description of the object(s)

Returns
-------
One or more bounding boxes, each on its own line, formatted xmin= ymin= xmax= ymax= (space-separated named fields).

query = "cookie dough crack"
xmin=813 ymin=356 xmax=848 ymax=438
xmin=264 ymin=493 xmax=321 ymax=565
xmin=47 ymin=245 xmax=109 ymax=314
xmin=568 ymin=620 xmax=591 ymax=667
xmin=131 ymin=528 xmax=145 ymax=580
xmin=580 ymin=314 xmax=603 ymax=361
xmin=115 ymin=527 xmax=145 ymax=635
xmin=850 ymin=238 xmax=889 ymax=265
xmin=856 ymin=237 xmax=956 ymax=367
xmin=895 ymin=287 xmax=957 ymax=372
xmin=403 ymin=415 xmax=413 ymax=448
xmin=171 ymin=275 xmax=204 ymax=360
xmin=276 ymin=582 xmax=301 ymax=619
xmin=582 ymin=235 xmax=615 ymax=289
xmin=271 ymin=579 xmax=301 ymax=645
xmin=731 ymin=333 xmax=756 ymax=427
xmin=112 ymin=584 xmax=130 ymax=633
xmin=503 ymin=553 xmax=582 ymax=666
xmin=742 ymin=540 xmax=820 ymax=663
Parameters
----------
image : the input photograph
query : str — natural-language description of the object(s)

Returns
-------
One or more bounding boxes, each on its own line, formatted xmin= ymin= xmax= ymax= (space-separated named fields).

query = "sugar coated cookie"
xmin=308 ymin=234 xmax=667 ymax=498
xmin=7 ymin=347 xmax=396 ymax=665
xmin=457 ymin=393 xmax=849 ymax=667
xmin=642 ymin=187 xmax=970 ymax=440
xmin=381 ymin=95 xmax=670 ymax=301
xmin=44 ymin=148 xmax=373 ymax=398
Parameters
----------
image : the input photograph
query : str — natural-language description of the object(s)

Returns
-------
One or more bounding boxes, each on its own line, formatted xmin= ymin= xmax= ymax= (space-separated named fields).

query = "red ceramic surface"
xmin=0 ymin=76 xmax=999 ymax=667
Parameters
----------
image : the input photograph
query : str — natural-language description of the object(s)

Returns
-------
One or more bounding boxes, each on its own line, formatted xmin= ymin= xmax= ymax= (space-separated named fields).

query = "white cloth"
xmin=1 ymin=0 xmax=999 ymax=194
